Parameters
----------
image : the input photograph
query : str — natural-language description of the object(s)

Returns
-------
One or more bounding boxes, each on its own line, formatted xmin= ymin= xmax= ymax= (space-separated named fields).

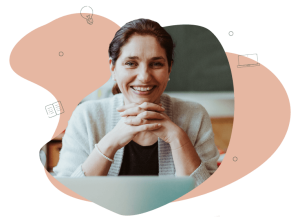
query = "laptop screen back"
xmin=55 ymin=176 xmax=195 ymax=215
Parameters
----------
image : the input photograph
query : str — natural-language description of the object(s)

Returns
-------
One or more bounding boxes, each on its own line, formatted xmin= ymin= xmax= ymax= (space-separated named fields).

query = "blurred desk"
xmin=46 ymin=134 xmax=63 ymax=172
xmin=165 ymin=92 xmax=234 ymax=151
xmin=211 ymin=117 xmax=233 ymax=152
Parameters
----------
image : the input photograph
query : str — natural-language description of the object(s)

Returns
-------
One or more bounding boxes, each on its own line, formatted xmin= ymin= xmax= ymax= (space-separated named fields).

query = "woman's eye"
xmin=154 ymin=62 xmax=162 ymax=66
xmin=125 ymin=61 xmax=163 ymax=67
xmin=125 ymin=62 xmax=137 ymax=67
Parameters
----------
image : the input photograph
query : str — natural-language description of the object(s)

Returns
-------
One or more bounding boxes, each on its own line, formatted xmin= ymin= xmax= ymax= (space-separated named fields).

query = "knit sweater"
xmin=53 ymin=93 xmax=220 ymax=186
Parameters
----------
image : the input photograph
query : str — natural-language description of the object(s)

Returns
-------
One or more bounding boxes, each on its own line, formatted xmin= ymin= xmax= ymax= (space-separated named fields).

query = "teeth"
xmin=133 ymin=86 xmax=154 ymax=91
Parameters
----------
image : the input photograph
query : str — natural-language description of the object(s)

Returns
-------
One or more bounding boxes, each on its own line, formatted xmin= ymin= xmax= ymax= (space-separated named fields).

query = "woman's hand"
xmin=104 ymin=115 xmax=162 ymax=151
xmin=118 ymin=101 xmax=202 ymax=176
xmin=118 ymin=102 xmax=188 ymax=146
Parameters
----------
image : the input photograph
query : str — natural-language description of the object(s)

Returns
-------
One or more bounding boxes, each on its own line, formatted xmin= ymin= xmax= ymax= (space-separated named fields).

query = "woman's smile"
xmin=130 ymin=85 xmax=157 ymax=95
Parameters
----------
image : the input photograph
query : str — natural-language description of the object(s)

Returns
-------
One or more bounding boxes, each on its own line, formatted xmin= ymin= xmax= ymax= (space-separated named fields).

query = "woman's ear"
xmin=168 ymin=61 xmax=173 ymax=76
xmin=109 ymin=58 xmax=115 ymax=72
xmin=109 ymin=58 xmax=116 ymax=79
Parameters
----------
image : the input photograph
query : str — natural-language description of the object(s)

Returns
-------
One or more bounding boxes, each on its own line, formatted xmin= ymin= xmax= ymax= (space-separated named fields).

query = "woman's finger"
xmin=120 ymin=107 xmax=146 ymax=117
xmin=117 ymin=102 xmax=164 ymax=112
xmin=124 ymin=117 xmax=146 ymax=126
xmin=133 ymin=123 xmax=162 ymax=132
xmin=137 ymin=111 xmax=164 ymax=120
xmin=124 ymin=114 xmax=163 ymax=126
xmin=120 ymin=104 xmax=165 ymax=117
xmin=116 ymin=103 xmax=139 ymax=112
xmin=138 ymin=102 xmax=165 ymax=112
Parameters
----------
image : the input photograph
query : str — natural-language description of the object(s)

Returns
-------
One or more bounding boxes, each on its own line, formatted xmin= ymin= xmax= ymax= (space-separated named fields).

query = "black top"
xmin=119 ymin=140 xmax=159 ymax=176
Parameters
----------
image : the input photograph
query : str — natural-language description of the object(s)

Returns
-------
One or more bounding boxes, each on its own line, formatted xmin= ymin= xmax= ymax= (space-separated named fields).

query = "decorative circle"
xmin=228 ymin=31 xmax=234 ymax=37
xmin=80 ymin=5 xmax=95 ymax=19
xmin=233 ymin=156 xmax=238 ymax=162
xmin=59 ymin=51 xmax=64 ymax=56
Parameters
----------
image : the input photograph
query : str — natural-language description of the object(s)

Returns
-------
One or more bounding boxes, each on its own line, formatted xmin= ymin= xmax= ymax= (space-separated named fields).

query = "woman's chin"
xmin=134 ymin=98 xmax=154 ymax=104
xmin=126 ymin=89 xmax=161 ymax=104
xmin=127 ymin=96 xmax=160 ymax=105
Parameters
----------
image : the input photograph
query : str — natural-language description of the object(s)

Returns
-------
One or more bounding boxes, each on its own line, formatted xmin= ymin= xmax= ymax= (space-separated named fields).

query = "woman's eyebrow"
xmin=151 ymin=56 xmax=165 ymax=60
xmin=125 ymin=56 xmax=139 ymax=60
xmin=125 ymin=56 xmax=165 ymax=60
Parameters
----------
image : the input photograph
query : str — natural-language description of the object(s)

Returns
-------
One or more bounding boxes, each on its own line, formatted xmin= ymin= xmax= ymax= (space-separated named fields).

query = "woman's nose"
xmin=137 ymin=67 xmax=152 ymax=83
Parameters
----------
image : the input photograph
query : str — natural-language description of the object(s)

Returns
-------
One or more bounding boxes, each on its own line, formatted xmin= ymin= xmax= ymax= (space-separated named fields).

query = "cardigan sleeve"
xmin=53 ymin=104 xmax=90 ymax=177
xmin=189 ymin=106 xmax=220 ymax=186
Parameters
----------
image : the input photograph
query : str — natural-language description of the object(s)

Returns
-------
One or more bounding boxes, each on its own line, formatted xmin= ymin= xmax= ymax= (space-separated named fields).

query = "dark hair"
xmin=109 ymin=18 xmax=175 ymax=95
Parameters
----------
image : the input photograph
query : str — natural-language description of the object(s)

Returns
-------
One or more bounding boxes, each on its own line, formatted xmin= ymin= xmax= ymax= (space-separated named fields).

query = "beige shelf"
xmin=165 ymin=92 xmax=234 ymax=118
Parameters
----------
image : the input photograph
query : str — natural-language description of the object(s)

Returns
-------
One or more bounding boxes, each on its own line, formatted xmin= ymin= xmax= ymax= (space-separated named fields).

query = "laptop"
xmin=55 ymin=176 xmax=195 ymax=215
xmin=237 ymin=53 xmax=260 ymax=68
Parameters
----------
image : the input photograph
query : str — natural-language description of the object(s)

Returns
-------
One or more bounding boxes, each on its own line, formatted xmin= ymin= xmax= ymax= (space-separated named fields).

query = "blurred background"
xmin=41 ymin=25 xmax=233 ymax=172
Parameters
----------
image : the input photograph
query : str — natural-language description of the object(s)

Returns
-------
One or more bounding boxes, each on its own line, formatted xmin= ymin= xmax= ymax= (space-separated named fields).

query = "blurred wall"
xmin=164 ymin=25 xmax=233 ymax=92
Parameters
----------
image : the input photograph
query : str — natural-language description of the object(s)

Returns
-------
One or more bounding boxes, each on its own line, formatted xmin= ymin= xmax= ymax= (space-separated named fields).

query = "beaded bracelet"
xmin=95 ymin=143 xmax=114 ymax=163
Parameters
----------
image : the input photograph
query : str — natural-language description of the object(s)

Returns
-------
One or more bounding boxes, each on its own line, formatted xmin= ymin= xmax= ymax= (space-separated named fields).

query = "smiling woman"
xmin=53 ymin=19 xmax=220 ymax=186
xmin=109 ymin=19 xmax=174 ymax=100
xmin=111 ymin=34 xmax=170 ymax=105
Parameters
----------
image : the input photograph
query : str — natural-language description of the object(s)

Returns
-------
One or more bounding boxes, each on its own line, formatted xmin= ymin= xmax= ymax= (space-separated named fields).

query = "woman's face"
xmin=110 ymin=34 xmax=172 ymax=105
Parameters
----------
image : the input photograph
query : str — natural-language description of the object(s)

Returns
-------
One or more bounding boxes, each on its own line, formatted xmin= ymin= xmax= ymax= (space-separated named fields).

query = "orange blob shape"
xmin=176 ymin=52 xmax=290 ymax=201
xmin=10 ymin=14 xmax=119 ymax=138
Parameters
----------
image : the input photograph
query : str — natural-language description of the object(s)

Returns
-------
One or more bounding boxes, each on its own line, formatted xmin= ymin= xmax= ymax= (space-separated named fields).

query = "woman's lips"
xmin=130 ymin=86 xmax=156 ymax=95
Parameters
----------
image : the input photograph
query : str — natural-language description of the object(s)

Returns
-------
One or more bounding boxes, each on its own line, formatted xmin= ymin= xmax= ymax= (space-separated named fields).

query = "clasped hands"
xmin=115 ymin=102 xmax=186 ymax=147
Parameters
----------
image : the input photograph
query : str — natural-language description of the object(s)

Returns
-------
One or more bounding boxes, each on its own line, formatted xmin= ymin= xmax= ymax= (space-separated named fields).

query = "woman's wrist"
xmin=169 ymin=128 xmax=202 ymax=176
xmin=97 ymin=135 xmax=119 ymax=159
xmin=82 ymin=135 xmax=117 ymax=176
xmin=169 ymin=128 xmax=191 ymax=150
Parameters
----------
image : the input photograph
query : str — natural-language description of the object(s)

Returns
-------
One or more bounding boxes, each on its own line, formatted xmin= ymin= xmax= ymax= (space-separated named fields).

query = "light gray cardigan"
xmin=53 ymin=93 xmax=219 ymax=186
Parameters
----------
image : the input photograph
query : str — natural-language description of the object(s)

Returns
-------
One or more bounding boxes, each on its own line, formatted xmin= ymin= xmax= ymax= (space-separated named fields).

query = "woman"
xmin=54 ymin=18 xmax=219 ymax=186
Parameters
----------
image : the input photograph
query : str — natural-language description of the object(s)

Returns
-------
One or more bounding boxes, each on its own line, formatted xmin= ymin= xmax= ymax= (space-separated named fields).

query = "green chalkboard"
xmin=163 ymin=25 xmax=233 ymax=91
